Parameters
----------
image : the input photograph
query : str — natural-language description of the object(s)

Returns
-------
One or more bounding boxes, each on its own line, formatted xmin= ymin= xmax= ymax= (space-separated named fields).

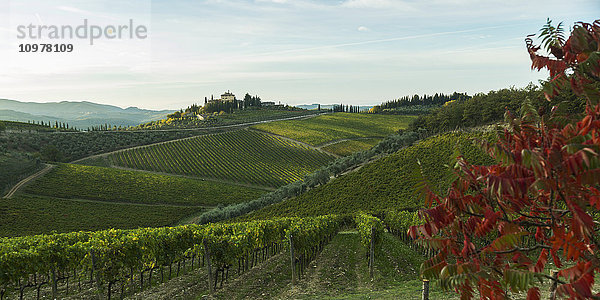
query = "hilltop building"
xmin=220 ymin=91 xmax=236 ymax=101
xmin=206 ymin=90 xmax=236 ymax=104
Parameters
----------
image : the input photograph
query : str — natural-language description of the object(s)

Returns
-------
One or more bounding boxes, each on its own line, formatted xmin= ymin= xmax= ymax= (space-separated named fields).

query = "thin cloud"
xmin=248 ymin=24 xmax=520 ymax=57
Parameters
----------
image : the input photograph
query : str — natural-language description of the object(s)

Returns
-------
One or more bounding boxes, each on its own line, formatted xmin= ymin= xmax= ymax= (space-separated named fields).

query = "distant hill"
xmin=0 ymin=99 xmax=173 ymax=128
xmin=297 ymin=104 xmax=373 ymax=111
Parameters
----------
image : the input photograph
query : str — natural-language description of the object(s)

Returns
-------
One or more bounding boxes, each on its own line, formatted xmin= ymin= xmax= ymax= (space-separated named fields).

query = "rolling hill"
xmin=0 ymin=99 xmax=173 ymax=128
xmin=237 ymin=130 xmax=495 ymax=220
xmin=23 ymin=164 xmax=267 ymax=206
xmin=106 ymin=129 xmax=335 ymax=188
xmin=251 ymin=113 xmax=415 ymax=146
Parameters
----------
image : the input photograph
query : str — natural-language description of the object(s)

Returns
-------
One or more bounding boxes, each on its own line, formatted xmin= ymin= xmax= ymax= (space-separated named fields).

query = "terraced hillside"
xmin=239 ymin=130 xmax=495 ymax=220
xmin=251 ymin=113 xmax=415 ymax=146
xmin=109 ymin=129 xmax=335 ymax=188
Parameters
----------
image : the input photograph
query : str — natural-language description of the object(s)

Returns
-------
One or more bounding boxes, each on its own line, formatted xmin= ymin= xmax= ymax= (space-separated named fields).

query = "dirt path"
xmin=3 ymin=163 xmax=55 ymax=198
xmin=278 ymin=231 xmax=369 ymax=299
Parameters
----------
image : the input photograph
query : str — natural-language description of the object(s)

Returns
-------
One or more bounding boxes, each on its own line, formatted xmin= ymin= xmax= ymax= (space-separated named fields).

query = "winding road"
xmin=3 ymin=163 xmax=55 ymax=199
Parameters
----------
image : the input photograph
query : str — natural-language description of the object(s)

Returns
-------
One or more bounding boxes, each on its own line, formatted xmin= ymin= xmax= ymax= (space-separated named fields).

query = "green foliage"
xmin=384 ymin=210 xmax=422 ymax=237
xmin=242 ymin=130 xmax=494 ymax=219
xmin=23 ymin=164 xmax=265 ymax=206
xmin=539 ymin=18 xmax=565 ymax=51
xmin=0 ymin=195 xmax=202 ymax=237
xmin=354 ymin=213 xmax=384 ymax=248
xmin=110 ymin=130 xmax=334 ymax=188
xmin=408 ymin=85 xmax=585 ymax=133
xmin=0 ymin=121 xmax=5 ymax=132
xmin=252 ymin=113 xmax=415 ymax=146
xmin=370 ymin=92 xmax=470 ymax=113
xmin=286 ymin=215 xmax=342 ymax=256
xmin=0 ymin=153 xmax=41 ymax=195
xmin=321 ymin=138 xmax=381 ymax=156
xmin=40 ymin=144 xmax=62 ymax=162
xmin=0 ymin=214 xmax=342 ymax=299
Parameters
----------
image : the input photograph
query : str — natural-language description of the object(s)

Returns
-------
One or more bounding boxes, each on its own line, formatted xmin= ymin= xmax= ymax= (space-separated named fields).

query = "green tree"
xmin=0 ymin=121 xmax=5 ymax=132
xmin=41 ymin=145 xmax=63 ymax=162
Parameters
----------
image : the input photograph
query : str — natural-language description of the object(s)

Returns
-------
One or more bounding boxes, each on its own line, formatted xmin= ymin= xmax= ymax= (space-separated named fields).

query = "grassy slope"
xmin=0 ymin=195 xmax=202 ymax=237
xmin=109 ymin=129 xmax=334 ymax=188
xmin=239 ymin=131 xmax=495 ymax=220
xmin=322 ymin=138 xmax=382 ymax=156
xmin=23 ymin=164 xmax=266 ymax=206
xmin=252 ymin=113 xmax=415 ymax=146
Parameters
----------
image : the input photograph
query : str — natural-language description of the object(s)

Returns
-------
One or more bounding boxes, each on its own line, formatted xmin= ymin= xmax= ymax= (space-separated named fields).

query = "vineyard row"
xmin=109 ymin=130 xmax=334 ymax=188
xmin=0 ymin=215 xmax=343 ymax=300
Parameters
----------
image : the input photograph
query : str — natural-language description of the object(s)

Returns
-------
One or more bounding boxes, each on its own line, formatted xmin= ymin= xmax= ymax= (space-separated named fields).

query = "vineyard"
xmin=251 ymin=113 xmax=415 ymax=146
xmin=23 ymin=164 xmax=266 ymax=206
xmin=0 ymin=195 xmax=203 ymax=238
xmin=0 ymin=209 xmax=453 ymax=299
xmin=321 ymin=138 xmax=382 ymax=156
xmin=109 ymin=130 xmax=335 ymax=188
xmin=238 ymin=130 xmax=495 ymax=220
xmin=0 ymin=215 xmax=343 ymax=300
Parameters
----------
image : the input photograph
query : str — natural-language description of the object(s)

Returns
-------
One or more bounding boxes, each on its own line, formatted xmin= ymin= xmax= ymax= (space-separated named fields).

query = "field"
xmin=0 ymin=195 xmax=202 ymax=237
xmin=251 ymin=113 xmax=415 ymax=146
xmin=23 ymin=164 xmax=266 ymax=206
xmin=109 ymin=129 xmax=335 ymax=188
xmin=321 ymin=138 xmax=382 ymax=156
xmin=238 ymin=130 xmax=495 ymax=220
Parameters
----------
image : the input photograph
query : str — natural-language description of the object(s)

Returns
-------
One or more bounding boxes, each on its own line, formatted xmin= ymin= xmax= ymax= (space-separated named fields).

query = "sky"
xmin=0 ymin=0 xmax=598 ymax=110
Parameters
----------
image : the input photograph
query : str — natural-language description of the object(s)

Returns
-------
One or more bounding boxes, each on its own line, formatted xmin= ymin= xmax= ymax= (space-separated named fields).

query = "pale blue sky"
xmin=0 ymin=0 xmax=598 ymax=110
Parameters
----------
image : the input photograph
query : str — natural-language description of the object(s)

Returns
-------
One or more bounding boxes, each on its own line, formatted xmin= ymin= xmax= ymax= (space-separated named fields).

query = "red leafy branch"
xmin=411 ymin=19 xmax=600 ymax=299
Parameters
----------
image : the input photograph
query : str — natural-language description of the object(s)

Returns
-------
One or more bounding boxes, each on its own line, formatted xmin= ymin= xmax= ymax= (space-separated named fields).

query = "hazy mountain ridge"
xmin=0 ymin=99 xmax=174 ymax=128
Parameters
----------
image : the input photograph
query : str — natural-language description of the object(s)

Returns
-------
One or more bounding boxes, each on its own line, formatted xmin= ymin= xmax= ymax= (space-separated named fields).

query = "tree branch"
xmin=492 ymin=244 xmax=551 ymax=254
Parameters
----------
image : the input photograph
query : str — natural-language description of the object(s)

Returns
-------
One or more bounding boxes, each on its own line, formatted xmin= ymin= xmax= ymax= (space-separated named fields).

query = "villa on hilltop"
xmin=205 ymin=90 xmax=236 ymax=104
